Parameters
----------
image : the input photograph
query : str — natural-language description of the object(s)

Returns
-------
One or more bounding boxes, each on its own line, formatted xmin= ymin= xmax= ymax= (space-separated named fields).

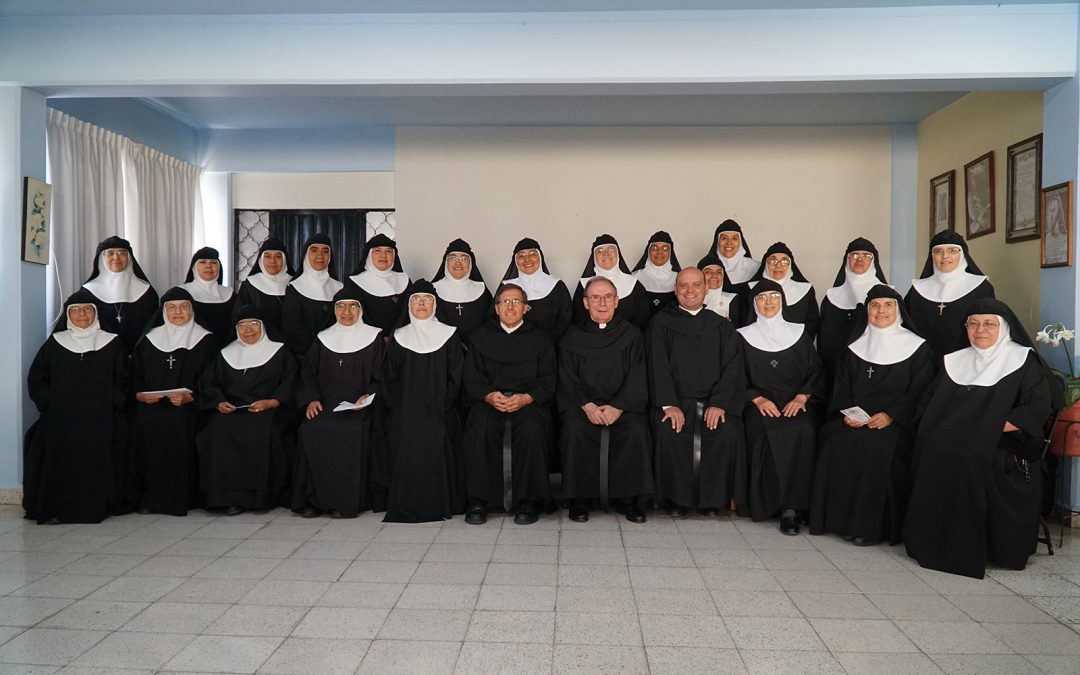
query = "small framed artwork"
xmin=21 ymin=177 xmax=51 ymax=265
xmin=1041 ymin=181 xmax=1072 ymax=268
xmin=964 ymin=151 xmax=995 ymax=239
xmin=930 ymin=170 xmax=955 ymax=239
xmin=1006 ymin=134 xmax=1042 ymax=243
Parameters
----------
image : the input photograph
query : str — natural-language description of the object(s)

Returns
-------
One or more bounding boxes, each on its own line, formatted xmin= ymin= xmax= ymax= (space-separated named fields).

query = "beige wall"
xmin=916 ymin=91 xmax=1043 ymax=332
xmin=232 ymin=171 xmax=394 ymax=210
xmin=394 ymin=126 xmax=893 ymax=293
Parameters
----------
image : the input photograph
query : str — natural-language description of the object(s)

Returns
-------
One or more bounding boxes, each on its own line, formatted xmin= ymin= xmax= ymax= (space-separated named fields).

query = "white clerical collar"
xmin=633 ymin=259 xmax=676 ymax=294
xmin=501 ymin=321 xmax=524 ymax=333
xmin=350 ymin=251 xmax=410 ymax=297
xmin=434 ymin=261 xmax=486 ymax=303
xmin=848 ymin=316 xmax=925 ymax=365
xmin=246 ymin=270 xmax=292 ymax=297
xmin=53 ymin=317 xmax=117 ymax=354
xmin=826 ymin=265 xmax=881 ymax=310
xmin=718 ymin=247 xmax=759 ymax=285
xmin=750 ymin=271 xmax=812 ymax=305
xmin=146 ymin=310 xmax=212 ymax=352
xmin=290 ymin=267 xmax=343 ymax=302
xmin=678 ymin=304 xmax=704 ymax=316
xmin=703 ymin=288 xmax=734 ymax=318
xmin=394 ymin=311 xmax=456 ymax=354
xmin=944 ymin=317 xmax=1030 ymax=386
xmin=911 ymin=252 xmax=988 ymax=303
xmin=83 ymin=254 xmax=151 ymax=304
xmin=221 ymin=331 xmax=284 ymax=370
xmin=317 ymin=315 xmax=381 ymax=354
xmin=738 ymin=310 xmax=803 ymax=352
xmin=182 ymin=271 xmax=233 ymax=304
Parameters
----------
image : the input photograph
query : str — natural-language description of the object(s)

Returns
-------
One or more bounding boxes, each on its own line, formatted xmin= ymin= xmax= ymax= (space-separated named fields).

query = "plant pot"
xmin=1064 ymin=378 xmax=1080 ymax=409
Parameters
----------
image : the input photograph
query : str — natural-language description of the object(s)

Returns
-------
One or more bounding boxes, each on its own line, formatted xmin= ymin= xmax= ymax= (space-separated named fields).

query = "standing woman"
xmin=81 ymin=236 xmax=159 ymax=354
xmin=708 ymin=219 xmax=759 ymax=286
xmin=809 ymin=285 xmax=934 ymax=546
xmin=631 ymin=231 xmax=681 ymax=320
xmin=130 ymin=288 xmax=216 ymax=516
xmin=501 ymin=238 xmax=573 ymax=342
xmin=432 ymin=238 xmax=493 ymax=342
xmin=905 ymin=231 xmax=995 ymax=363
xmin=376 ymin=280 xmax=464 ymax=522
xmin=818 ymin=238 xmax=889 ymax=385
xmin=572 ymin=234 xmax=651 ymax=331
xmin=293 ymin=287 xmax=383 ymax=519
xmin=181 ymin=247 xmax=235 ymax=349
xmin=236 ymin=237 xmax=294 ymax=335
xmin=24 ymin=291 xmax=128 ymax=524
xmin=745 ymin=242 xmax=818 ymax=336
xmin=346 ymin=234 xmax=411 ymax=335
xmin=281 ymin=233 xmax=343 ymax=358
xmin=698 ymin=253 xmax=745 ymax=324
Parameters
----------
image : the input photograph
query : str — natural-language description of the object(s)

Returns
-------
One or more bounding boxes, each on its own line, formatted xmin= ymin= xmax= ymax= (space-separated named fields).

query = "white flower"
xmin=1036 ymin=329 xmax=1052 ymax=344
xmin=1059 ymin=329 xmax=1075 ymax=342
xmin=1051 ymin=337 xmax=1062 ymax=348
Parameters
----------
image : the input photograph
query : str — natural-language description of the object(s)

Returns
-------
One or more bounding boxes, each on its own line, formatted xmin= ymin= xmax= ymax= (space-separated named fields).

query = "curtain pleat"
xmin=269 ymin=210 xmax=367 ymax=280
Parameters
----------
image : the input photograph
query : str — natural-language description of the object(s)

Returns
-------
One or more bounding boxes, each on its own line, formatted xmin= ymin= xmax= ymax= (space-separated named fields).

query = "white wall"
xmin=232 ymin=172 xmax=395 ymax=210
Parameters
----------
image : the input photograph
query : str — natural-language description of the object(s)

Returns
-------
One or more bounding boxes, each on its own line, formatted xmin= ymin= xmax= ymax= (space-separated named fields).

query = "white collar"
xmin=678 ymin=304 xmax=704 ymax=316
xmin=350 ymin=251 xmax=409 ymax=297
xmin=750 ymin=272 xmax=812 ymax=305
xmin=290 ymin=267 xmax=343 ymax=302
xmin=182 ymin=270 xmax=233 ymax=304
xmin=221 ymin=331 xmax=284 ymax=369
xmin=633 ymin=259 xmax=677 ymax=294
xmin=83 ymin=253 xmax=151 ymax=303
xmin=145 ymin=311 xmax=212 ymax=352
xmin=434 ymin=261 xmax=486 ymax=303
xmin=911 ymin=253 xmax=988 ymax=303
xmin=317 ymin=317 xmax=381 ymax=354
xmin=848 ymin=316 xmax=925 ymax=365
xmin=943 ymin=318 xmax=1030 ymax=386
xmin=53 ymin=317 xmax=117 ymax=354
xmin=704 ymin=288 xmax=734 ymax=318
xmin=501 ymin=321 xmax=524 ymax=334
xmin=505 ymin=253 xmax=560 ymax=300
xmin=394 ymin=309 xmax=456 ymax=354
xmin=826 ymin=264 xmax=882 ymax=310
xmin=738 ymin=309 xmax=803 ymax=352
xmin=718 ymin=248 xmax=759 ymax=285
xmin=245 ymin=269 xmax=292 ymax=297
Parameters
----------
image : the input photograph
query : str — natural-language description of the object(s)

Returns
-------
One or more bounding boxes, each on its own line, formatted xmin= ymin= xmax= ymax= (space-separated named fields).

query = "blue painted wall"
xmin=47 ymin=98 xmax=198 ymax=164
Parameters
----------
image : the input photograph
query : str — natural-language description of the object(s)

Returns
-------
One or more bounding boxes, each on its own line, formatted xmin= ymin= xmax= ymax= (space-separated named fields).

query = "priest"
xmin=707 ymin=219 xmax=759 ymax=286
xmin=572 ymin=234 xmax=651 ymax=331
xmin=631 ymin=231 xmax=682 ymax=321
xmin=236 ymin=237 xmax=294 ymax=334
xmin=432 ymin=238 xmax=493 ymax=342
xmin=281 ymin=233 xmax=344 ymax=358
xmin=744 ymin=242 xmax=818 ymax=335
xmin=80 ymin=236 xmax=159 ymax=353
xmin=181 ymin=247 xmax=236 ymax=348
xmin=346 ymin=234 xmax=410 ymax=335
xmin=818 ymin=238 xmax=889 ymax=385
xmin=500 ymin=238 xmax=573 ymax=342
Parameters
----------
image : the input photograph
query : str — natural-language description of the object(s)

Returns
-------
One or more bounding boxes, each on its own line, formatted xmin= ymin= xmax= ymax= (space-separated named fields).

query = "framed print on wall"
xmin=930 ymin=170 xmax=955 ymax=239
xmin=1006 ymin=134 xmax=1042 ymax=243
xmin=21 ymin=177 xmax=51 ymax=265
xmin=964 ymin=151 xmax=995 ymax=240
xmin=1041 ymin=181 xmax=1073 ymax=268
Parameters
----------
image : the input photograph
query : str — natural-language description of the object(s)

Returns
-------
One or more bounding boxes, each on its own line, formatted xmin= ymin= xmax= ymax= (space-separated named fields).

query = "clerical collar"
xmin=678 ymin=305 xmax=704 ymax=316
xmin=598 ymin=322 xmax=607 ymax=329
xmin=501 ymin=321 xmax=523 ymax=334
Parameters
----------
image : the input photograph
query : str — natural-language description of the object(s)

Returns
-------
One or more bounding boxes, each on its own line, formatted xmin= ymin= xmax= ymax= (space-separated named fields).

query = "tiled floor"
xmin=0 ymin=504 xmax=1077 ymax=674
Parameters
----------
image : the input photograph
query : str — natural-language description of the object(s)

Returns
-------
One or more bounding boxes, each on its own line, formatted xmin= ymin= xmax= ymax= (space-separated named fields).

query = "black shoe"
xmin=328 ymin=510 xmax=344 ymax=519
xmin=300 ymin=506 xmax=320 ymax=519
xmin=698 ymin=507 xmax=721 ymax=517
xmin=44 ymin=516 xmax=61 ymax=525
xmin=624 ymin=500 xmax=646 ymax=524
xmin=465 ymin=504 xmax=487 ymax=525
xmin=780 ymin=515 xmax=799 ymax=536
xmin=225 ymin=506 xmax=245 ymax=516
xmin=568 ymin=505 xmax=589 ymax=523
xmin=136 ymin=507 xmax=151 ymax=515
xmin=853 ymin=536 xmax=879 ymax=547
xmin=665 ymin=503 xmax=691 ymax=518
xmin=514 ymin=502 xmax=539 ymax=525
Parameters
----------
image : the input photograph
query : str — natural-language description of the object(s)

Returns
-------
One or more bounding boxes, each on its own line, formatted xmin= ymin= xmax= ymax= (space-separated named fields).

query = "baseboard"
xmin=0 ymin=489 xmax=23 ymax=505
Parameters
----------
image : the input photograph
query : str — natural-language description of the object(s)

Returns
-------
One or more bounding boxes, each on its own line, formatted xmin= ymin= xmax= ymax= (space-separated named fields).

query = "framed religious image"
xmin=964 ymin=151 xmax=995 ymax=240
xmin=21 ymin=177 xmax=51 ymax=265
xmin=1006 ymin=134 xmax=1042 ymax=243
xmin=1041 ymin=181 xmax=1072 ymax=268
xmin=929 ymin=170 xmax=955 ymax=239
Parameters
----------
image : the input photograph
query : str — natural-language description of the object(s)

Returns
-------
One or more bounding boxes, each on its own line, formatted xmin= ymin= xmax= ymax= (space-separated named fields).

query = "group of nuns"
xmin=24 ymin=219 xmax=1061 ymax=579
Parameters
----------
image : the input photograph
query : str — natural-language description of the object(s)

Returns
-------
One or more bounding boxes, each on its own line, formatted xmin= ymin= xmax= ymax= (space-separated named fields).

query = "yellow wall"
xmin=917 ymin=91 xmax=1043 ymax=332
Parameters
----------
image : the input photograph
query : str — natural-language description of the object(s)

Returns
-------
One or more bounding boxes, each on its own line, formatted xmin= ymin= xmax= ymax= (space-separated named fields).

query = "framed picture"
xmin=21 ymin=177 xmax=51 ymax=265
xmin=1041 ymin=181 xmax=1072 ymax=268
xmin=929 ymin=170 xmax=955 ymax=239
xmin=964 ymin=151 xmax=995 ymax=239
xmin=1006 ymin=134 xmax=1042 ymax=243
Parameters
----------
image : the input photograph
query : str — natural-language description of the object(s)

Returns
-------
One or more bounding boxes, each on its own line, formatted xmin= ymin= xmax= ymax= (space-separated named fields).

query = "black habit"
xmin=344 ymin=234 xmax=410 ymax=335
xmin=432 ymin=239 xmax=493 ymax=342
xmin=81 ymin=237 xmax=159 ymax=354
xmin=236 ymin=237 xmax=295 ymax=335
xmin=571 ymin=234 xmax=652 ymax=331
xmin=500 ymin=238 xmax=573 ymax=342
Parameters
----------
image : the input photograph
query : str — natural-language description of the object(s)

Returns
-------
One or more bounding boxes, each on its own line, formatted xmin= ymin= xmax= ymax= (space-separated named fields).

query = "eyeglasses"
xmin=410 ymin=296 xmax=434 ymax=305
xmin=515 ymin=250 xmax=540 ymax=260
xmin=164 ymin=302 xmax=191 ymax=312
xmin=649 ymin=244 xmax=670 ymax=252
xmin=766 ymin=257 xmax=791 ymax=267
xmin=755 ymin=292 xmax=783 ymax=302
xmin=334 ymin=302 xmax=360 ymax=311
xmin=965 ymin=320 xmax=1000 ymax=331
xmin=103 ymin=249 xmax=129 ymax=258
xmin=933 ymin=247 xmax=962 ymax=257
xmin=236 ymin=320 xmax=263 ymax=329
xmin=847 ymin=252 xmax=875 ymax=262
xmin=446 ymin=254 xmax=470 ymax=263
xmin=68 ymin=305 xmax=95 ymax=315
xmin=586 ymin=294 xmax=617 ymax=304
xmin=497 ymin=298 xmax=525 ymax=307
xmin=594 ymin=246 xmax=618 ymax=256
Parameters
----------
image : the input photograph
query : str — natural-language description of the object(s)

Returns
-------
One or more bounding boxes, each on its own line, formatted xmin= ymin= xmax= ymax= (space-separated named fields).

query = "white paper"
xmin=840 ymin=406 xmax=872 ymax=424
xmin=334 ymin=394 xmax=376 ymax=412
xmin=140 ymin=387 xmax=193 ymax=397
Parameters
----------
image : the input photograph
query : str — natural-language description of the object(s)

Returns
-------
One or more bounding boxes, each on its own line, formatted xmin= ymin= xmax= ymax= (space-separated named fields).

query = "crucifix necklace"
xmin=866 ymin=365 xmax=875 ymax=379
xmin=338 ymin=358 xmax=344 ymax=367
xmin=166 ymin=354 xmax=176 ymax=370
xmin=455 ymin=303 xmax=464 ymax=316
xmin=937 ymin=302 xmax=946 ymax=316
xmin=113 ymin=303 xmax=124 ymax=324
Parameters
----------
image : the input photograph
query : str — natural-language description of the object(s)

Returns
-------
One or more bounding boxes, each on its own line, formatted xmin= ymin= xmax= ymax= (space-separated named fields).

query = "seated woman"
xmin=80 ymin=236 xmax=158 ymax=353
xmin=346 ymin=234 xmax=411 ymax=335
xmin=197 ymin=305 xmax=297 ymax=515
xmin=809 ymin=285 xmax=934 ymax=546
xmin=500 ymin=238 xmax=573 ymax=342
xmin=904 ymin=299 xmax=1057 ymax=578
xmin=282 ymin=234 xmax=343 ymax=358
xmin=293 ymin=287 xmax=383 ymax=519
xmin=432 ymin=238 xmax=493 ymax=342
xmin=236 ymin=237 xmax=294 ymax=335
xmin=698 ymin=253 xmax=745 ymax=324
xmin=131 ymin=287 xmax=216 ymax=516
xmin=631 ymin=231 xmax=681 ymax=320
xmin=572 ymin=234 xmax=650 ymax=331
xmin=738 ymin=280 xmax=825 ymax=535
xmin=181 ymin=247 xmax=235 ymax=348
xmin=818 ymin=238 xmax=889 ymax=385
xmin=744 ymin=242 xmax=818 ymax=336
xmin=24 ymin=291 xmax=128 ymax=524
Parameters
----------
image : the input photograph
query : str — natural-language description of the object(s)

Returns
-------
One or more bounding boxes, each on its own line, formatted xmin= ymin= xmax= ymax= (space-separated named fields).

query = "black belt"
xmin=692 ymin=401 xmax=704 ymax=508
xmin=502 ymin=416 xmax=513 ymax=513
xmin=599 ymin=426 xmax=611 ymax=512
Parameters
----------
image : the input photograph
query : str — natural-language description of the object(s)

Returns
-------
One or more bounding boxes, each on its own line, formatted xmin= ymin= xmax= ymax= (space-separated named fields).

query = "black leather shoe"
xmin=853 ymin=536 xmax=879 ymax=547
xmin=698 ymin=507 xmax=721 ymax=517
xmin=328 ymin=510 xmax=344 ymax=519
xmin=780 ymin=515 xmax=799 ymax=536
xmin=514 ymin=502 xmax=539 ymax=525
xmin=665 ymin=504 xmax=691 ymax=518
xmin=300 ymin=506 xmax=320 ymax=519
xmin=568 ymin=505 xmax=589 ymax=523
xmin=44 ymin=516 xmax=61 ymax=525
xmin=624 ymin=500 xmax=646 ymax=524
xmin=225 ymin=506 xmax=245 ymax=516
xmin=465 ymin=504 xmax=487 ymax=525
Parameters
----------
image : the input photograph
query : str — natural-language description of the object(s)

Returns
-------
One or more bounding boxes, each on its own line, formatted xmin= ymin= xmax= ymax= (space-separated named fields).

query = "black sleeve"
xmin=646 ymin=320 xmax=679 ymax=408
xmin=708 ymin=323 xmax=746 ymax=412
xmin=26 ymin=341 xmax=51 ymax=413
xmin=1005 ymin=355 xmax=1053 ymax=439
xmin=271 ymin=350 xmax=298 ymax=406
xmin=827 ymin=350 xmax=857 ymax=414
xmin=557 ymin=347 xmax=590 ymax=413
xmin=799 ymin=341 xmax=827 ymax=402
xmin=297 ymin=341 xmax=322 ymax=408
xmin=112 ymin=343 xmax=129 ymax=411
xmin=881 ymin=344 xmax=935 ymax=429
xmin=551 ymin=283 xmax=573 ymax=341
xmin=445 ymin=335 xmax=464 ymax=408
xmin=280 ymin=288 xmax=310 ymax=357
xmin=610 ymin=332 xmax=650 ymax=413
xmin=198 ymin=358 xmax=227 ymax=410
xmin=526 ymin=344 xmax=558 ymax=406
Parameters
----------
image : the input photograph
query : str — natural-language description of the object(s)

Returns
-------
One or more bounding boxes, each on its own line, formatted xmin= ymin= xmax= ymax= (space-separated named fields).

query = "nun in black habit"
xmin=818 ymin=238 xmax=889 ymax=385
xmin=631 ymin=231 xmax=681 ymax=321
xmin=236 ymin=237 xmax=294 ymax=334
xmin=904 ymin=231 xmax=995 ymax=363
xmin=375 ymin=280 xmax=465 ymax=523
xmin=500 ymin=238 xmax=573 ymax=342
xmin=181 ymin=247 xmax=236 ymax=349
xmin=572 ymin=234 xmax=651 ymax=331
xmin=698 ymin=253 xmax=746 ymax=325
xmin=707 ymin=219 xmax=759 ymax=286
xmin=809 ymin=285 xmax=934 ymax=545
xmin=345 ymin=234 xmax=411 ymax=335
xmin=80 ymin=236 xmax=159 ymax=353
xmin=196 ymin=305 xmax=297 ymax=515
xmin=281 ymin=233 xmax=344 ymax=358
xmin=744 ymin=242 xmax=819 ymax=336
xmin=904 ymin=299 xmax=1056 ymax=578
xmin=130 ymin=287 xmax=216 ymax=516
xmin=432 ymin=238 xmax=493 ymax=342
xmin=738 ymin=279 xmax=826 ymax=534
xmin=24 ymin=291 xmax=129 ymax=524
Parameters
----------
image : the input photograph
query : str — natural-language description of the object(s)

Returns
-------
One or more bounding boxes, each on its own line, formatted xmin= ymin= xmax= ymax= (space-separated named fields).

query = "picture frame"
xmin=21 ymin=177 xmax=51 ymax=265
xmin=929 ymin=170 xmax=955 ymax=239
xmin=964 ymin=151 xmax=995 ymax=240
xmin=1006 ymin=134 xmax=1042 ymax=243
xmin=1041 ymin=181 xmax=1073 ymax=268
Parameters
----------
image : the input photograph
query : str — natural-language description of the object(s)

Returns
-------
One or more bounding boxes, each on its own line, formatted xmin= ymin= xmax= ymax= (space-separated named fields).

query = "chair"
xmin=1048 ymin=407 xmax=1080 ymax=548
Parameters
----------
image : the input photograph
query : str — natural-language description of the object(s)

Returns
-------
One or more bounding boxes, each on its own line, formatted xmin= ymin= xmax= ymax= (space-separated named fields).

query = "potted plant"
xmin=1037 ymin=323 xmax=1080 ymax=407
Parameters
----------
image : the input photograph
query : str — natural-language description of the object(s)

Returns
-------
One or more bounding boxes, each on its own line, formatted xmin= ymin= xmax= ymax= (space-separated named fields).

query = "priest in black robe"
xmin=432 ymin=238 xmax=493 ymax=342
xmin=197 ymin=305 xmax=297 ymax=515
xmin=500 ymin=238 xmax=573 ymax=342
xmin=648 ymin=268 xmax=746 ymax=517
xmin=24 ymin=291 xmax=128 ymax=524
xmin=705 ymin=219 xmax=759 ymax=287
xmin=744 ymin=242 xmax=818 ymax=336
xmin=904 ymin=299 xmax=1057 ymax=578
xmin=181 ymin=247 xmax=236 ymax=349
xmin=571 ymin=234 xmax=650 ymax=331
xmin=80 ymin=236 xmax=159 ymax=354
xmin=809 ymin=285 xmax=934 ymax=545
xmin=281 ymin=233 xmax=344 ymax=359
xmin=698 ymin=253 xmax=746 ymax=325
xmin=463 ymin=283 xmax=557 ymax=525
xmin=904 ymin=231 xmax=995 ymax=364
xmin=818 ymin=238 xmax=889 ymax=385
xmin=631 ymin=231 xmax=681 ymax=321
xmin=236 ymin=237 xmax=295 ymax=335
xmin=559 ymin=277 xmax=654 ymax=523
xmin=345 ymin=234 xmax=410 ymax=335
xmin=738 ymin=279 xmax=826 ymax=534
xmin=376 ymin=280 xmax=465 ymax=523
xmin=130 ymin=288 xmax=216 ymax=516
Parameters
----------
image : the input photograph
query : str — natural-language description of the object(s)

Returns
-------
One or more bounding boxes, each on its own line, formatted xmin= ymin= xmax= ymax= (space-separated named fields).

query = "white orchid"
xmin=1039 ymin=323 xmax=1077 ymax=380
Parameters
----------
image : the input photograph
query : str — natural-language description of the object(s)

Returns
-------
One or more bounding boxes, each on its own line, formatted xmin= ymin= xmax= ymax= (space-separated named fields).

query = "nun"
xmin=24 ymin=291 xmax=128 ymax=524
xmin=631 ymin=231 xmax=681 ymax=320
xmin=432 ymin=238 xmax=493 ymax=342
xmin=818 ymin=238 xmax=889 ymax=384
xmin=181 ymin=247 xmax=235 ymax=348
xmin=708 ymin=219 xmax=759 ymax=286
xmin=131 ymin=288 xmax=215 ymax=516
xmin=80 ymin=236 xmax=159 ymax=353
xmin=904 ymin=299 xmax=1057 ymax=578
xmin=293 ymin=287 xmax=383 ymax=519
xmin=375 ymin=280 xmax=465 ymax=523
xmin=809 ymin=285 xmax=934 ymax=546
xmin=905 ymin=231 xmax=995 ymax=363
xmin=738 ymin=280 xmax=826 ymax=534
xmin=697 ymin=253 xmax=745 ymax=324
xmin=500 ymin=238 xmax=573 ymax=342
xmin=197 ymin=305 xmax=297 ymax=515
xmin=236 ymin=237 xmax=294 ymax=333
xmin=745 ymin=242 xmax=818 ymax=336
xmin=572 ymin=234 xmax=650 ymax=331
xmin=281 ymin=233 xmax=344 ymax=358
xmin=346 ymin=234 xmax=410 ymax=335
